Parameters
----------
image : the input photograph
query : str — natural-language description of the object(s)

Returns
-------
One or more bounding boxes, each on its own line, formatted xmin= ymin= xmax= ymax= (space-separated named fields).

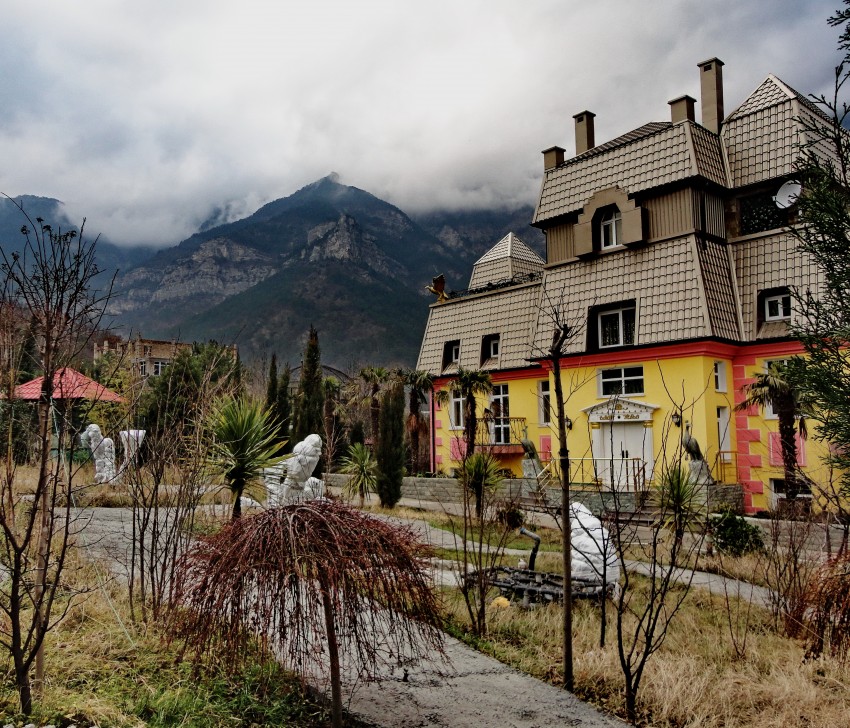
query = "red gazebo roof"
xmin=15 ymin=367 xmax=124 ymax=403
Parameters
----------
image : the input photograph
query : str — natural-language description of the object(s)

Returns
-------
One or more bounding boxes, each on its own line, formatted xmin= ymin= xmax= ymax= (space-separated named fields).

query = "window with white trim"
xmin=714 ymin=361 xmax=727 ymax=392
xmin=539 ymin=380 xmax=551 ymax=425
xmin=600 ymin=207 xmax=622 ymax=248
xmin=138 ymin=360 xmax=147 ymax=377
xmin=450 ymin=390 xmax=464 ymax=429
xmin=599 ymin=307 xmax=636 ymax=348
xmin=152 ymin=360 xmax=168 ymax=376
xmin=770 ymin=477 xmax=812 ymax=497
xmin=442 ymin=340 xmax=460 ymax=370
xmin=764 ymin=293 xmax=791 ymax=321
xmin=490 ymin=384 xmax=510 ymax=444
xmin=480 ymin=333 xmax=500 ymax=364
xmin=600 ymin=366 xmax=644 ymax=396
xmin=717 ymin=406 xmax=731 ymax=462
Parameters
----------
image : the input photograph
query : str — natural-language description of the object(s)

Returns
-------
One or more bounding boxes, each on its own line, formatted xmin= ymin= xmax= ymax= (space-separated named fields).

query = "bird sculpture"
xmin=681 ymin=422 xmax=704 ymax=461
xmin=425 ymin=274 xmax=448 ymax=303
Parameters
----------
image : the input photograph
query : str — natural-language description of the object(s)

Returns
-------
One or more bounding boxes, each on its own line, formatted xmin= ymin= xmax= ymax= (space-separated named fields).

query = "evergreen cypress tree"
xmin=375 ymin=380 xmax=405 ymax=508
xmin=276 ymin=363 xmax=293 ymax=453
xmin=293 ymin=326 xmax=324 ymax=446
xmin=265 ymin=353 xmax=278 ymax=412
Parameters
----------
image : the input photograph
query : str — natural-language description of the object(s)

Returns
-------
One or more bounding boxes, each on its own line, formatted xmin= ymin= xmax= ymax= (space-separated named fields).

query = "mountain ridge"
xmin=5 ymin=180 xmax=544 ymax=368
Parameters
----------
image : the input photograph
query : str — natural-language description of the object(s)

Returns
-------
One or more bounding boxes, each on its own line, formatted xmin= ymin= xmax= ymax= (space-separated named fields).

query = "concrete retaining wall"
xmin=325 ymin=473 xmax=745 ymax=517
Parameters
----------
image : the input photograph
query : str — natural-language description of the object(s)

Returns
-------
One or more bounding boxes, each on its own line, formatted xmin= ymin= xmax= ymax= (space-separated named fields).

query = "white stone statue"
xmin=570 ymin=502 xmax=620 ymax=592
xmin=118 ymin=429 xmax=146 ymax=475
xmin=264 ymin=460 xmax=289 ymax=507
xmin=266 ymin=434 xmax=325 ymax=506
xmin=81 ymin=423 xmax=116 ymax=484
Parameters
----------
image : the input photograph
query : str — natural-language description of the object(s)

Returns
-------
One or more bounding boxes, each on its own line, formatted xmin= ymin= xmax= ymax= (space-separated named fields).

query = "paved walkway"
xmin=75 ymin=501 xmax=779 ymax=728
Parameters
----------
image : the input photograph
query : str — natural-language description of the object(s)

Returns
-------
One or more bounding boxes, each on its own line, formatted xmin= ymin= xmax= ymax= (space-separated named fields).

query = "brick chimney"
xmin=573 ymin=110 xmax=596 ymax=155
xmin=697 ymin=58 xmax=724 ymax=133
xmin=542 ymin=146 xmax=565 ymax=171
xmin=668 ymin=94 xmax=696 ymax=123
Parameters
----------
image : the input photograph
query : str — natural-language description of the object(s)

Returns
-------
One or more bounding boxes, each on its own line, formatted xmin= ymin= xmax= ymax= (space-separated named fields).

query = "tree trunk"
xmin=320 ymin=583 xmax=343 ymax=728
xmin=231 ymin=486 xmax=242 ymax=519
xmin=777 ymin=399 xmax=799 ymax=499
xmin=464 ymin=394 xmax=476 ymax=457
xmin=551 ymin=356 xmax=573 ymax=692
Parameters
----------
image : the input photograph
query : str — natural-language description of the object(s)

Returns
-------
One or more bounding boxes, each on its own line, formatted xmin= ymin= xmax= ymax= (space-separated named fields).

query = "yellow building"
xmin=417 ymin=59 xmax=833 ymax=514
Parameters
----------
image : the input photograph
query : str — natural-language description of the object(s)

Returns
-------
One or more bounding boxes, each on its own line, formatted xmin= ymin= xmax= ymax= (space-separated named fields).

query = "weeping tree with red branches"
xmin=166 ymin=499 xmax=445 ymax=728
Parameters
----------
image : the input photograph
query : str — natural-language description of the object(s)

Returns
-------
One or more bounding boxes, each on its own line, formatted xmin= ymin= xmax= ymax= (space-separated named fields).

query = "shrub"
xmin=709 ymin=510 xmax=764 ymax=556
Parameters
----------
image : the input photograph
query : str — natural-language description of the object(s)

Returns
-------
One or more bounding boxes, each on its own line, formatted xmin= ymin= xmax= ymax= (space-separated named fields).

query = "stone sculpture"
xmin=569 ymin=502 xmax=620 ymax=591
xmin=118 ymin=429 xmax=146 ymax=475
xmin=682 ymin=422 xmax=714 ymax=485
xmin=81 ymin=423 xmax=116 ymax=484
xmin=265 ymin=433 xmax=325 ymax=506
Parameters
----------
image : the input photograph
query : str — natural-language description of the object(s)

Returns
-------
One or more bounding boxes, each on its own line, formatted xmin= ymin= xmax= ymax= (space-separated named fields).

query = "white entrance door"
xmin=596 ymin=422 xmax=651 ymax=490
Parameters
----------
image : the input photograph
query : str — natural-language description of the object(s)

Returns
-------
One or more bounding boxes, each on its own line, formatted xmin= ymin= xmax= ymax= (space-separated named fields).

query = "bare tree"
xmin=603 ymin=401 xmax=707 ymax=724
xmin=127 ymin=342 xmax=239 ymax=621
xmin=0 ymin=203 xmax=113 ymax=714
xmin=167 ymin=500 xmax=445 ymax=728
xmin=530 ymin=285 xmax=587 ymax=691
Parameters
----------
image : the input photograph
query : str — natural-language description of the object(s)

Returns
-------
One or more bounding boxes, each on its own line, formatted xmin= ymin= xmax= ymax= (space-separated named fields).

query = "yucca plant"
xmin=652 ymin=465 xmax=705 ymax=551
xmin=340 ymin=442 xmax=377 ymax=508
xmin=208 ymin=397 xmax=285 ymax=519
xmin=461 ymin=451 xmax=503 ymax=519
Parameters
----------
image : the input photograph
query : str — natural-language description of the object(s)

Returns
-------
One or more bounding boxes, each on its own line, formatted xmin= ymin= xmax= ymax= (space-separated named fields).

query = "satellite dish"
xmin=774 ymin=180 xmax=801 ymax=209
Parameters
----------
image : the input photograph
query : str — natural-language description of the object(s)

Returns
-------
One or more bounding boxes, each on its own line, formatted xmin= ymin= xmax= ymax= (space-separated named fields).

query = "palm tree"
xmin=208 ymin=397 xmax=285 ymax=519
xmin=434 ymin=367 xmax=493 ymax=458
xmin=359 ymin=366 xmax=390 ymax=447
xmin=340 ymin=442 xmax=377 ymax=508
xmin=737 ymin=361 xmax=809 ymax=499
xmin=401 ymin=368 xmax=433 ymax=474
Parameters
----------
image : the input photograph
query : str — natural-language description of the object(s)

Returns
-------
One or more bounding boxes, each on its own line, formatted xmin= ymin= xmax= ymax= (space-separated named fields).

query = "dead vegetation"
xmin=445 ymin=579 xmax=850 ymax=728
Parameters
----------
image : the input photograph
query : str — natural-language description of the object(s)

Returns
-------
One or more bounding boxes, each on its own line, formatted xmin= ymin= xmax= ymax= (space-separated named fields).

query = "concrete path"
xmin=340 ymin=635 xmax=626 ymax=728
xmin=74 ymin=503 xmax=780 ymax=728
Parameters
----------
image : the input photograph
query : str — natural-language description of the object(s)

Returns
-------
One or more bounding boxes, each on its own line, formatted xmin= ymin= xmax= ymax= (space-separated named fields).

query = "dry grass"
xmin=0 ymin=582 xmax=332 ymax=727
xmin=444 ymin=580 xmax=850 ymax=727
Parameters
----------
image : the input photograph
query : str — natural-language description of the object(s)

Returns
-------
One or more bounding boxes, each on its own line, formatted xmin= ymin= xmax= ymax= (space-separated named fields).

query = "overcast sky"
xmin=0 ymin=0 xmax=842 ymax=246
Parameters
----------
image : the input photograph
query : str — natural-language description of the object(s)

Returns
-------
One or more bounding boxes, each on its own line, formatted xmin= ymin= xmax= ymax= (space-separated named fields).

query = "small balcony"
xmin=475 ymin=417 xmax=527 ymax=455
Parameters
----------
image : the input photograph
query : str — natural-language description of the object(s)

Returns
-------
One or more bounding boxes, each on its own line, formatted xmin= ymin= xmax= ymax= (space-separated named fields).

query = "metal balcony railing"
xmin=542 ymin=456 xmax=649 ymax=493
xmin=474 ymin=417 xmax=527 ymax=452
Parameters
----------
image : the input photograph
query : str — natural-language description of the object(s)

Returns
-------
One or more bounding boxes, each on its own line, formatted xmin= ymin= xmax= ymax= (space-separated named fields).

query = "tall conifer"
xmin=293 ymin=326 xmax=323 ymax=446
xmin=276 ymin=363 xmax=293 ymax=453
xmin=265 ymin=353 xmax=278 ymax=412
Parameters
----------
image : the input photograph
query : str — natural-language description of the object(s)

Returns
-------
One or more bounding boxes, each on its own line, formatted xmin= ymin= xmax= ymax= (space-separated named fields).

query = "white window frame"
xmin=764 ymin=293 xmax=791 ymax=321
xmin=717 ymin=406 xmax=732 ymax=462
xmin=488 ymin=336 xmax=500 ymax=358
xmin=713 ymin=361 xmax=727 ymax=393
xmin=600 ymin=208 xmax=622 ymax=248
xmin=138 ymin=360 xmax=147 ymax=377
xmin=598 ymin=306 xmax=636 ymax=348
xmin=599 ymin=366 xmax=644 ymax=397
xmin=539 ymin=380 xmax=551 ymax=425
xmin=152 ymin=360 xmax=167 ymax=376
xmin=450 ymin=342 xmax=460 ymax=363
xmin=450 ymin=391 xmax=464 ymax=430
xmin=490 ymin=384 xmax=510 ymax=445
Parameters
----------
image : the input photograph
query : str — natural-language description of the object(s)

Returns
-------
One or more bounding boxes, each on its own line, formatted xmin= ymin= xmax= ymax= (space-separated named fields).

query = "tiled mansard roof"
xmin=417 ymin=73 xmax=833 ymax=377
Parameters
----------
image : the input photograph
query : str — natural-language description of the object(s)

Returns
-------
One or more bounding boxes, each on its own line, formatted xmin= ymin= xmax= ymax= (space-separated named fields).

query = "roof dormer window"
xmin=600 ymin=207 xmax=622 ymax=248
xmin=442 ymin=340 xmax=460 ymax=370
xmin=481 ymin=333 xmax=500 ymax=364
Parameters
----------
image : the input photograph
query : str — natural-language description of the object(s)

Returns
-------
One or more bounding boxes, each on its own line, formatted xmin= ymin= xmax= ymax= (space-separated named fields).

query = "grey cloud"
xmin=0 ymin=0 xmax=842 ymax=246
